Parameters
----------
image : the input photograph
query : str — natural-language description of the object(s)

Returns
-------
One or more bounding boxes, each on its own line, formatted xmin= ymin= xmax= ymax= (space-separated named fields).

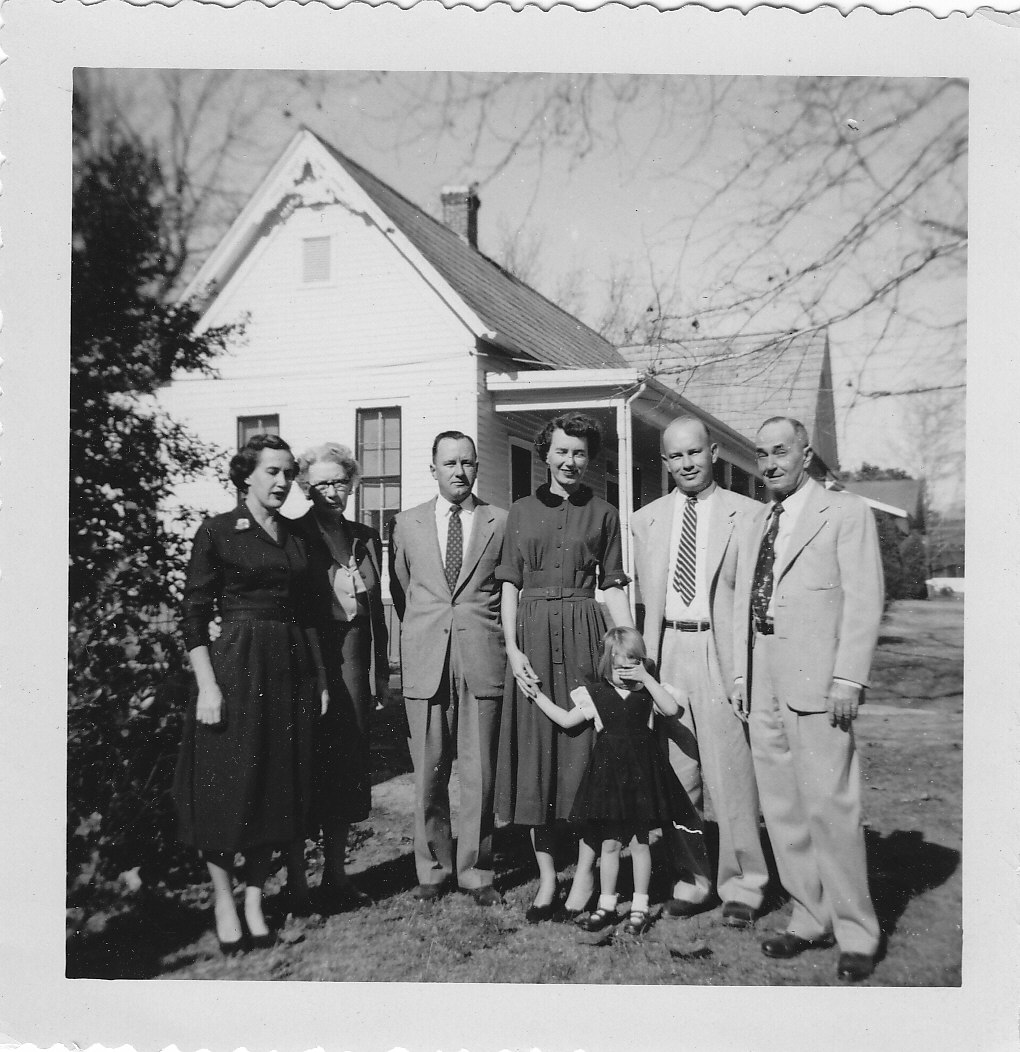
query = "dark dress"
xmin=494 ymin=484 xmax=630 ymax=825
xmin=173 ymin=507 xmax=322 ymax=854
xmin=569 ymin=680 xmax=704 ymax=841
xmin=295 ymin=510 xmax=389 ymax=826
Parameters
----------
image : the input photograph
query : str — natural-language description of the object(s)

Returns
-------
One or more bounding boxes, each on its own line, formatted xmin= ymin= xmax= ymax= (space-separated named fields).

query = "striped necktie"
xmin=672 ymin=496 xmax=698 ymax=605
xmin=445 ymin=504 xmax=463 ymax=592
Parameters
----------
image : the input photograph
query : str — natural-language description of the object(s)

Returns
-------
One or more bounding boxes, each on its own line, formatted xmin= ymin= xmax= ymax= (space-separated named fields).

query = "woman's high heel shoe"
xmin=217 ymin=934 xmax=248 ymax=957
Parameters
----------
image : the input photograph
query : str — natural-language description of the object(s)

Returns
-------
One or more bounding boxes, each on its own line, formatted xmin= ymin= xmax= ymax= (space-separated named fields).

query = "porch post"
xmin=615 ymin=394 xmax=637 ymax=616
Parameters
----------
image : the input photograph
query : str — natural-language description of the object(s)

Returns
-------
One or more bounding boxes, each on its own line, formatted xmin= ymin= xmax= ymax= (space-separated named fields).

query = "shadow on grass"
xmin=867 ymin=828 xmax=960 ymax=943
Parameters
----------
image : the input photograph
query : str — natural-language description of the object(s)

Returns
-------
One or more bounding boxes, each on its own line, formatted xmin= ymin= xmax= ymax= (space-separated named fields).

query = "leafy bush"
xmin=68 ymin=121 xmax=241 ymax=907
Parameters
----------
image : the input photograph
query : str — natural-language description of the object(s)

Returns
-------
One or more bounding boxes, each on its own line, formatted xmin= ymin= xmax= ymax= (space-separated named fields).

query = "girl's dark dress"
xmin=174 ymin=507 xmax=321 ymax=853
xmin=569 ymin=679 xmax=703 ymax=840
xmin=495 ymin=483 xmax=630 ymax=826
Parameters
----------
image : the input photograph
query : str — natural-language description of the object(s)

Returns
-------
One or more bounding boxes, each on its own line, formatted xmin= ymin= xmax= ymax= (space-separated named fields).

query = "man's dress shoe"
xmin=663 ymin=898 xmax=706 ymax=918
xmin=467 ymin=886 xmax=501 ymax=907
xmin=837 ymin=951 xmax=875 ymax=982
xmin=721 ymin=901 xmax=756 ymax=928
xmin=761 ymin=931 xmax=836 ymax=958
xmin=411 ymin=883 xmax=446 ymax=902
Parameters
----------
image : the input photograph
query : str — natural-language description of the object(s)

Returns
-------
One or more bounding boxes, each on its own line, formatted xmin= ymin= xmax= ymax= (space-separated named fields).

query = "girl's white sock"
xmin=631 ymin=892 xmax=649 ymax=912
xmin=598 ymin=893 xmax=618 ymax=912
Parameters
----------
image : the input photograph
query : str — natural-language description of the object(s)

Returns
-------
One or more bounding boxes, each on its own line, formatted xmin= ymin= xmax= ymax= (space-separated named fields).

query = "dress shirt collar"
xmin=438 ymin=493 xmax=476 ymax=517
xmin=769 ymin=477 xmax=813 ymax=521
xmin=674 ymin=482 xmax=717 ymax=509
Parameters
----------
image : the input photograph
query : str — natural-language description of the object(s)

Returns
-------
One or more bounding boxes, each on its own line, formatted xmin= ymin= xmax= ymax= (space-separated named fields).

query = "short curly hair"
xmin=229 ymin=433 xmax=293 ymax=491
xmin=534 ymin=413 xmax=602 ymax=463
xmin=296 ymin=442 xmax=361 ymax=492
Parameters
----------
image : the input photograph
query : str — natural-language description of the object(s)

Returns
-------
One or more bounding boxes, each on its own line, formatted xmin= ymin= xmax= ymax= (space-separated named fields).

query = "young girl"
xmin=523 ymin=626 xmax=704 ymax=936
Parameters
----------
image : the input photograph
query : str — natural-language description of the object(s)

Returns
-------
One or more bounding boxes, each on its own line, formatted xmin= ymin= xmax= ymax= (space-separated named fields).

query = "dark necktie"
xmin=445 ymin=504 xmax=463 ymax=592
xmin=752 ymin=501 xmax=784 ymax=624
xmin=672 ymin=496 xmax=698 ymax=605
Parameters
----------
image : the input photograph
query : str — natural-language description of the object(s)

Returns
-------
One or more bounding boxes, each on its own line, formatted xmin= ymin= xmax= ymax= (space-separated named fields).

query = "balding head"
xmin=661 ymin=416 xmax=718 ymax=496
xmin=662 ymin=415 xmax=711 ymax=452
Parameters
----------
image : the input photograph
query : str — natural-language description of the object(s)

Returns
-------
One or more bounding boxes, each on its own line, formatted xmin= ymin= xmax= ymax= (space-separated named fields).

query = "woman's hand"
xmin=508 ymin=648 xmax=540 ymax=698
xmin=196 ymin=682 xmax=224 ymax=725
xmin=320 ymin=688 xmax=330 ymax=717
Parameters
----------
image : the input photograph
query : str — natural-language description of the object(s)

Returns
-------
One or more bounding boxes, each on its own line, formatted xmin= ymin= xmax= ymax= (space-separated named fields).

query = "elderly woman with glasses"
xmin=284 ymin=442 xmax=390 ymax=913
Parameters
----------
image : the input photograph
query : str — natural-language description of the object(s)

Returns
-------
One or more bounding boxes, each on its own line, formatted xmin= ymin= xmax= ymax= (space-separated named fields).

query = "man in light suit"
xmin=734 ymin=416 xmax=883 ymax=982
xmin=389 ymin=431 xmax=507 ymax=905
xmin=632 ymin=416 xmax=769 ymax=925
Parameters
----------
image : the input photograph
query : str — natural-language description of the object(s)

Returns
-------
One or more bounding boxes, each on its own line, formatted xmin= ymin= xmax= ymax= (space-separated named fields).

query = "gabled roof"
xmin=314 ymin=133 xmax=627 ymax=373
xmin=840 ymin=479 xmax=925 ymax=521
xmin=618 ymin=330 xmax=839 ymax=471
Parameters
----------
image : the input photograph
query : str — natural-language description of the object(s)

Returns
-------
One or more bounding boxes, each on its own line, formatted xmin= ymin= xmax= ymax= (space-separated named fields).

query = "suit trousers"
xmin=404 ymin=637 xmax=500 ymax=890
xmin=658 ymin=627 xmax=768 ymax=908
xmin=749 ymin=633 xmax=880 ymax=954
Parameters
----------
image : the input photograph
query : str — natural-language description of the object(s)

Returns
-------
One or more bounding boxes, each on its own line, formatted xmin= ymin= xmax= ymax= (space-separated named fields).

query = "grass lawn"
xmin=67 ymin=599 xmax=962 ymax=985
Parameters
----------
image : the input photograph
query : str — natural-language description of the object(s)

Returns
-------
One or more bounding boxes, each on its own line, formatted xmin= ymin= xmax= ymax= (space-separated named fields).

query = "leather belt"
xmin=754 ymin=619 xmax=775 ymax=635
xmin=221 ymin=606 xmax=297 ymax=623
xmin=663 ymin=619 xmax=711 ymax=632
xmin=521 ymin=586 xmax=595 ymax=601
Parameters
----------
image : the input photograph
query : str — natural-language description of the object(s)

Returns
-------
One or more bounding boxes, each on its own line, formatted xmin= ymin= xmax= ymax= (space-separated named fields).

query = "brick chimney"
xmin=441 ymin=184 xmax=480 ymax=249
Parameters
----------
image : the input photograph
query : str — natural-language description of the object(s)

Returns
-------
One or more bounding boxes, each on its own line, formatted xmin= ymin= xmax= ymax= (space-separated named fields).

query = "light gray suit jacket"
xmin=389 ymin=497 xmax=508 ymax=700
xmin=733 ymin=478 xmax=884 ymax=711
xmin=632 ymin=485 xmax=758 ymax=694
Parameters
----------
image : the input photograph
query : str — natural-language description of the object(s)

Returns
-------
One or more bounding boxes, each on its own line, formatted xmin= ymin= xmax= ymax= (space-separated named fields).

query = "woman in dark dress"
xmin=174 ymin=434 xmax=327 ymax=953
xmin=494 ymin=413 xmax=635 ymax=921
xmin=285 ymin=442 xmax=390 ymax=913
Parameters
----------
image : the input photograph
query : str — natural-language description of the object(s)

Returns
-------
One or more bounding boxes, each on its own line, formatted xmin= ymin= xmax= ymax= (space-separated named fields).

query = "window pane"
xmin=362 ymin=450 xmax=382 ymax=476
xmin=383 ymin=411 xmax=401 ymax=447
xmin=383 ymin=449 xmax=400 ymax=476
xmin=361 ymin=413 xmax=380 ymax=449
xmin=237 ymin=414 xmax=280 ymax=449
xmin=384 ymin=482 xmax=401 ymax=507
xmin=362 ymin=484 xmax=381 ymax=511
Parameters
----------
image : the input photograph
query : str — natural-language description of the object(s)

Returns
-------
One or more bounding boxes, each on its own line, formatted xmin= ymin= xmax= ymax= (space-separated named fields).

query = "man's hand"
xmin=826 ymin=679 xmax=863 ymax=729
xmin=320 ymin=688 xmax=331 ymax=716
xmin=730 ymin=680 xmax=749 ymax=723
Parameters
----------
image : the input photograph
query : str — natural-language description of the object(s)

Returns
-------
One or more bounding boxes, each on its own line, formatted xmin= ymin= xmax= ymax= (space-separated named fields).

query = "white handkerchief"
xmin=569 ymin=685 xmax=603 ymax=732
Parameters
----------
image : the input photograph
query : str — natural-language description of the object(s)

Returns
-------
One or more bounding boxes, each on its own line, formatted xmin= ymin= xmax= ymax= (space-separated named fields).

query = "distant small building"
xmin=839 ymin=478 xmax=926 ymax=535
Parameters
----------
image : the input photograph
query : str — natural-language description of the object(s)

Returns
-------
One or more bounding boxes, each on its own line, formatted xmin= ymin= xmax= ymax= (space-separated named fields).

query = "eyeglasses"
xmin=310 ymin=478 xmax=353 ymax=495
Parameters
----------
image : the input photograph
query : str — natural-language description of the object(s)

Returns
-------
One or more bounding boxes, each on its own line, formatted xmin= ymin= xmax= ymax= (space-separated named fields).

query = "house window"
xmin=237 ymin=413 xmax=280 ymax=449
xmin=510 ymin=442 xmax=533 ymax=502
xmin=302 ymin=236 xmax=331 ymax=283
xmin=357 ymin=407 xmax=401 ymax=536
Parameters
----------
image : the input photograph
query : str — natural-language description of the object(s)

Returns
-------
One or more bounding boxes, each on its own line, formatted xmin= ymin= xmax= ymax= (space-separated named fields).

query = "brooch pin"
xmin=235 ymin=518 xmax=251 ymax=532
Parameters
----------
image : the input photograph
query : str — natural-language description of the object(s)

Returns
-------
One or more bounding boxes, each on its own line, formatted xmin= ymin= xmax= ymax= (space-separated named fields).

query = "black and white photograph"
xmin=2 ymin=2 xmax=1016 ymax=1050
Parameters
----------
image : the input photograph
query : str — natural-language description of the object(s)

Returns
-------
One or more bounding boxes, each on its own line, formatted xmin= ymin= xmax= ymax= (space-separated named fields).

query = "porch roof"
xmin=485 ymin=369 xmax=756 ymax=463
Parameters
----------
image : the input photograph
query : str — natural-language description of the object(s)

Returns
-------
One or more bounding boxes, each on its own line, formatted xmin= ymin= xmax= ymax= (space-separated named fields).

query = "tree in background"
xmin=68 ymin=98 xmax=243 ymax=912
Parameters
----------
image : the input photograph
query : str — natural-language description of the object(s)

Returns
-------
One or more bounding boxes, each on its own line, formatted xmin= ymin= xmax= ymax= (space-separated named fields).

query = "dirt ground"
xmin=67 ymin=599 xmax=963 ymax=985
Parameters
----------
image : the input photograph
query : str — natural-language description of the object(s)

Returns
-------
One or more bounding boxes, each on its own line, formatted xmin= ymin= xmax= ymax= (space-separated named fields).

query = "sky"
xmin=87 ymin=69 xmax=967 ymax=511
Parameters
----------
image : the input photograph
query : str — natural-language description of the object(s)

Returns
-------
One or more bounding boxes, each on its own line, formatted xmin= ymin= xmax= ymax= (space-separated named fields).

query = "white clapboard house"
xmin=159 ymin=129 xmax=841 ymax=617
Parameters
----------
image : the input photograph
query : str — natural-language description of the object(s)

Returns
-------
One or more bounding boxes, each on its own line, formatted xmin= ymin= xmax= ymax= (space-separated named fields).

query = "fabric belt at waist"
xmin=521 ymin=586 xmax=596 ymax=601
xmin=221 ymin=605 xmax=298 ymax=624
xmin=663 ymin=618 xmax=711 ymax=633
xmin=754 ymin=618 xmax=775 ymax=636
